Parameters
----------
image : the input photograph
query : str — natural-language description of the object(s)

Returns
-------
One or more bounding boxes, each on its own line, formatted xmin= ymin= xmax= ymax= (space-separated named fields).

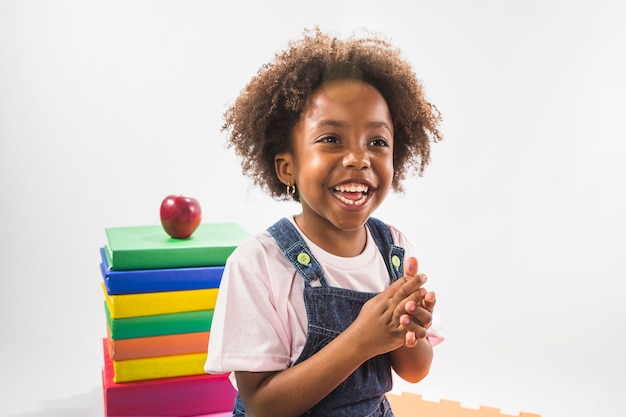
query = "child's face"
xmin=277 ymin=79 xmax=394 ymax=235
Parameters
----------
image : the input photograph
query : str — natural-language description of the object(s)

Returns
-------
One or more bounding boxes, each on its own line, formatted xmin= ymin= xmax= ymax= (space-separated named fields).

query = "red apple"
xmin=160 ymin=195 xmax=202 ymax=239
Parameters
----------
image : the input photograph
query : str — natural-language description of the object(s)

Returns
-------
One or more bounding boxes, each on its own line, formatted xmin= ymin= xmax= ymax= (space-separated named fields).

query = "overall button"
xmin=297 ymin=252 xmax=311 ymax=266
xmin=391 ymin=255 xmax=401 ymax=268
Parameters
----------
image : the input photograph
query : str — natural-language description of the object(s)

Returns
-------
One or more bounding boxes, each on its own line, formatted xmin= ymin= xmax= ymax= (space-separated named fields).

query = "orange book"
xmin=107 ymin=330 xmax=210 ymax=360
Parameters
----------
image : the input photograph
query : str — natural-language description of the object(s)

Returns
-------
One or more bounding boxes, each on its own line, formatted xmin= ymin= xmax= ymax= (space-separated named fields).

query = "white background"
xmin=1 ymin=1 xmax=625 ymax=416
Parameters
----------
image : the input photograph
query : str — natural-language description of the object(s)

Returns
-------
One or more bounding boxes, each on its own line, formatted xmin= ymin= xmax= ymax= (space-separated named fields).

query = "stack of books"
xmin=99 ymin=222 xmax=249 ymax=417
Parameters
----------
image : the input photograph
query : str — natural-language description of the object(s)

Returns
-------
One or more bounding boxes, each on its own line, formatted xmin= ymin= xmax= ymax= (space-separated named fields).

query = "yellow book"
xmin=112 ymin=352 xmax=208 ymax=383
xmin=101 ymin=282 xmax=218 ymax=319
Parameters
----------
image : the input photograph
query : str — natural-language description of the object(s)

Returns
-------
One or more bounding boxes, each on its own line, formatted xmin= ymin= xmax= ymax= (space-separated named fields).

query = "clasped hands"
xmin=353 ymin=256 xmax=436 ymax=356
xmin=398 ymin=256 xmax=435 ymax=348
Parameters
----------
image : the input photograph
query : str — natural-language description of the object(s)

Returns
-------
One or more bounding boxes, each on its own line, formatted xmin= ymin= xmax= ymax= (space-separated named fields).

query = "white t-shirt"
xmin=205 ymin=217 xmax=418 ymax=377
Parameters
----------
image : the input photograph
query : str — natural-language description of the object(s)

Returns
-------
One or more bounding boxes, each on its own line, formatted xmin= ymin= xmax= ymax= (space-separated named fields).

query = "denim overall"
xmin=233 ymin=217 xmax=405 ymax=417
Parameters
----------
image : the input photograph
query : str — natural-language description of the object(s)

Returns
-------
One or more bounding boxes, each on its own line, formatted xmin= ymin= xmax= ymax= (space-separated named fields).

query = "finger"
xmin=416 ymin=287 xmax=426 ymax=308
xmin=404 ymin=256 xmax=418 ymax=277
xmin=384 ymin=267 xmax=424 ymax=296
xmin=391 ymin=278 xmax=428 ymax=319
xmin=391 ymin=276 xmax=425 ymax=304
xmin=400 ymin=313 xmax=428 ymax=338
xmin=405 ymin=288 xmax=426 ymax=312
xmin=405 ymin=331 xmax=417 ymax=347
xmin=399 ymin=313 xmax=412 ymax=329
xmin=422 ymin=291 xmax=436 ymax=311
xmin=382 ymin=272 xmax=415 ymax=295
xmin=416 ymin=273 xmax=428 ymax=286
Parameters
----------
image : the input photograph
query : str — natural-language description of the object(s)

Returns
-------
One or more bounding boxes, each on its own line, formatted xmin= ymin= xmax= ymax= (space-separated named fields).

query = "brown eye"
xmin=318 ymin=136 xmax=340 ymax=144
xmin=370 ymin=138 xmax=389 ymax=147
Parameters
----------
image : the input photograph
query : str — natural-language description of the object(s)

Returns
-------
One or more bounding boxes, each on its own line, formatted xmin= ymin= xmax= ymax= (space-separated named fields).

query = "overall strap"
xmin=365 ymin=217 xmax=405 ymax=282
xmin=267 ymin=218 xmax=327 ymax=286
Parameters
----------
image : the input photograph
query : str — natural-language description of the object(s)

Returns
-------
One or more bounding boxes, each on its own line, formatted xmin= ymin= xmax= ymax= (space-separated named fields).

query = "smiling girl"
xmin=205 ymin=27 xmax=443 ymax=417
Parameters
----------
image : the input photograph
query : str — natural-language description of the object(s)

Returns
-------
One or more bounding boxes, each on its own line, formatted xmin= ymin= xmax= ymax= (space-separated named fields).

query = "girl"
xmin=205 ymin=27 xmax=443 ymax=417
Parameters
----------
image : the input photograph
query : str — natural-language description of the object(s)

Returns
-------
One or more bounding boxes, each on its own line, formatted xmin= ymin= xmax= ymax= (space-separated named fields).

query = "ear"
xmin=274 ymin=152 xmax=295 ymax=186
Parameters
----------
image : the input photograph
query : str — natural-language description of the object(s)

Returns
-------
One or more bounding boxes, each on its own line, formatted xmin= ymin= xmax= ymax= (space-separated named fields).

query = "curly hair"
xmin=223 ymin=27 xmax=443 ymax=201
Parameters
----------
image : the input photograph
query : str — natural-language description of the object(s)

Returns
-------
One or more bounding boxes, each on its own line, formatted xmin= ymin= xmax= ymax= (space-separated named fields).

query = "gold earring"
xmin=286 ymin=183 xmax=296 ymax=195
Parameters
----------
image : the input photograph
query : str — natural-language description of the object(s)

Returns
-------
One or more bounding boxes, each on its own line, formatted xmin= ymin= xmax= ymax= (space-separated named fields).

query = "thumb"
xmin=404 ymin=256 xmax=418 ymax=277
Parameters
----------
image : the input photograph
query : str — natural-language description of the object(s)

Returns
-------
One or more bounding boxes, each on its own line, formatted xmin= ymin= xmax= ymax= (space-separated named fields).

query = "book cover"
xmin=107 ymin=330 xmax=210 ymax=361
xmin=101 ymin=282 xmax=219 ymax=319
xmin=112 ymin=351 xmax=208 ymax=382
xmin=104 ymin=222 xmax=249 ymax=271
xmin=102 ymin=339 xmax=236 ymax=416
xmin=105 ymin=302 xmax=213 ymax=340
xmin=100 ymin=247 xmax=224 ymax=295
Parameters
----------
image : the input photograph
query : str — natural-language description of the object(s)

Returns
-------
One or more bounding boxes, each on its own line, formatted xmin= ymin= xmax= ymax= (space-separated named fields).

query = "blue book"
xmin=100 ymin=248 xmax=225 ymax=295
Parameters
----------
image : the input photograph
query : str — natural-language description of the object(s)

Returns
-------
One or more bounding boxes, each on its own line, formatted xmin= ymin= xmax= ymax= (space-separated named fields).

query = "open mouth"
xmin=332 ymin=183 xmax=371 ymax=206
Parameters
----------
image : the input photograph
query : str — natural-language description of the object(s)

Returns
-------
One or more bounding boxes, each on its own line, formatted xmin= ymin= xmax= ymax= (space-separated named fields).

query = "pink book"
xmin=101 ymin=339 xmax=236 ymax=416
xmin=191 ymin=414 xmax=233 ymax=417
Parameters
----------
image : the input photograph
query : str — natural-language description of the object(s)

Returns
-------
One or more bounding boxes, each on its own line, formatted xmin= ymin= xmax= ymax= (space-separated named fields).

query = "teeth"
xmin=334 ymin=184 xmax=369 ymax=193
xmin=333 ymin=183 xmax=370 ymax=206
xmin=336 ymin=193 xmax=368 ymax=206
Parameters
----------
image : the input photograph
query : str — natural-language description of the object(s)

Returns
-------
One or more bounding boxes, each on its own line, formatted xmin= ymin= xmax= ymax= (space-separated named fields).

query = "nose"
xmin=342 ymin=144 xmax=371 ymax=170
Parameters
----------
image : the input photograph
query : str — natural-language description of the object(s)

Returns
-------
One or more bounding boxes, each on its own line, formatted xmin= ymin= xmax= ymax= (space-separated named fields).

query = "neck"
xmin=294 ymin=214 xmax=367 ymax=257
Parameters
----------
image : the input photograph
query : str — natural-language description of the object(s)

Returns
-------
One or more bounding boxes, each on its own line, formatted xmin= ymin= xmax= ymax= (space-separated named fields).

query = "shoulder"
xmin=226 ymin=229 xmax=285 ymax=269
xmin=387 ymin=222 xmax=409 ymax=244
xmin=231 ymin=229 xmax=280 ymax=255
xmin=223 ymin=229 xmax=297 ymax=286
xmin=371 ymin=219 xmax=416 ymax=258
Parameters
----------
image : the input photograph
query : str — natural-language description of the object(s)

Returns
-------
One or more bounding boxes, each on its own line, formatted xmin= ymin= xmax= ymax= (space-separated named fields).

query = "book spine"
xmin=109 ymin=331 xmax=210 ymax=360
xmin=105 ymin=302 xmax=214 ymax=339
xmin=111 ymin=246 xmax=236 ymax=270
xmin=102 ymin=283 xmax=218 ymax=318
xmin=100 ymin=248 xmax=225 ymax=294
xmin=112 ymin=352 xmax=208 ymax=382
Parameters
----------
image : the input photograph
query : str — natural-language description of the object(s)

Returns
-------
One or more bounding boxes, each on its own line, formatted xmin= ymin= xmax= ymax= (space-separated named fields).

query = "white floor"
xmin=2 ymin=330 xmax=623 ymax=417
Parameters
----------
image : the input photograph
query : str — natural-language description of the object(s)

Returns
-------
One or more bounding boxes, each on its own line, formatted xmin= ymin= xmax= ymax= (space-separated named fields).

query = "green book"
xmin=104 ymin=222 xmax=249 ymax=270
xmin=105 ymin=302 xmax=214 ymax=340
